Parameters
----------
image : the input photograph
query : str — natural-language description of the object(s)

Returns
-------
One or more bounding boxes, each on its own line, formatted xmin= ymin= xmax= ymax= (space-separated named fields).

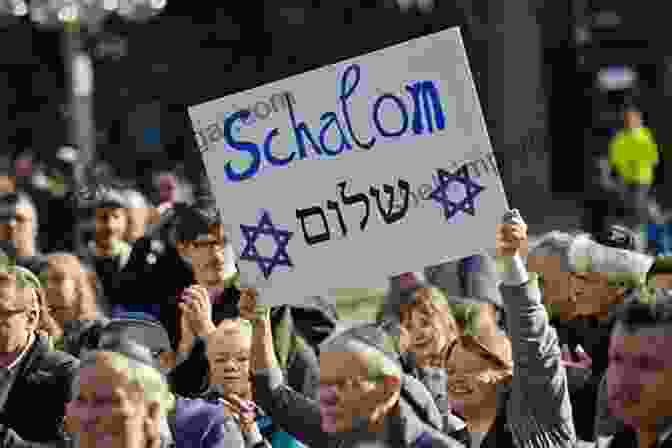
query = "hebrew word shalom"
xmin=296 ymin=179 xmax=411 ymax=246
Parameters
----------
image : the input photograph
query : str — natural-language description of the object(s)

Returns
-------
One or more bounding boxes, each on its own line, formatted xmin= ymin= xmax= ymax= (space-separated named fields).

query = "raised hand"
xmin=496 ymin=209 xmax=528 ymax=258
xmin=178 ymin=285 xmax=216 ymax=338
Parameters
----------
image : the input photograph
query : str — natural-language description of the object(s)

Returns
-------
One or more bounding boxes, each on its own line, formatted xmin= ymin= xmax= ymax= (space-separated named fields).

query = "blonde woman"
xmin=43 ymin=253 xmax=106 ymax=354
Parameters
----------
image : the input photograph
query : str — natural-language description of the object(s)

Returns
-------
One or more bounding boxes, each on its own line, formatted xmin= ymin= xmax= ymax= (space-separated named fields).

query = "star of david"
xmin=239 ymin=211 xmax=294 ymax=279
xmin=429 ymin=165 xmax=486 ymax=222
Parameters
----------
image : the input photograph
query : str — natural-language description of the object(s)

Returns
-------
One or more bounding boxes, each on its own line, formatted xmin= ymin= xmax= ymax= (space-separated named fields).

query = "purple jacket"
xmin=172 ymin=396 xmax=246 ymax=448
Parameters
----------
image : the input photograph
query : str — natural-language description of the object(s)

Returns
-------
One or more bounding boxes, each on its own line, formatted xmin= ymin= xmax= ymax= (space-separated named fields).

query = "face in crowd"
xmin=606 ymin=319 xmax=672 ymax=432
xmin=176 ymin=224 xmax=237 ymax=288
xmin=95 ymin=207 xmax=128 ymax=253
xmin=528 ymin=252 xmax=626 ymax=321
xmin=124 ymin=207 xmax=151 ymax=244
xmin=206 ymin=319 xmax=253 ymax=400
xmin=397 ymin=287 xmax=459 ymax=366
xmin=44 ymin=253 xmax=99 ymax=328
xmin=436 ymin=299 xmax=513 ymax=422
xmin=0 ymin=271 xmax=39 ymax=354
xmin=319 ymin=341 xmax=401 ymax=434
xmin=0 ymin=195 xmax=37 ymax=258
xmin=67 ymin=350 xmax=169 ymax=448
xmin=568 ymin=272 xmax=627 ymax=320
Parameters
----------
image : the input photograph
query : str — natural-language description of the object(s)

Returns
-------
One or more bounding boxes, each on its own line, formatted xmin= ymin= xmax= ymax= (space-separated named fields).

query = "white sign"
xmin=189 ymin=27 xmax=509 ymax=305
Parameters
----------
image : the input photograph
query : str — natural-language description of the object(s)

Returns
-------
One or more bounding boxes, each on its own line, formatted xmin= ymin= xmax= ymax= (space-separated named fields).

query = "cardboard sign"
xmin=189 ymin=27 xmax=509 ymax=304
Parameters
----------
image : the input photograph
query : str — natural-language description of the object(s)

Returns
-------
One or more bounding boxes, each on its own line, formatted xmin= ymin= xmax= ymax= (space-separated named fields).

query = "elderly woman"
xmin=203 ymin=317 xmax=309 ymax=448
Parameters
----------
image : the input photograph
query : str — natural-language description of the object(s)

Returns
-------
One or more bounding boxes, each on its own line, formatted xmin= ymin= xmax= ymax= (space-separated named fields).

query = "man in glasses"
xmin=0 ymin=264 xmax=79 ymax=447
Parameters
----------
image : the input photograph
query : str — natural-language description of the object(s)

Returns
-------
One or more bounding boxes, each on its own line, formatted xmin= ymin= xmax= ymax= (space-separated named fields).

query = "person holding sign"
xmin=374 ymin=210 xmax=576 ymax=448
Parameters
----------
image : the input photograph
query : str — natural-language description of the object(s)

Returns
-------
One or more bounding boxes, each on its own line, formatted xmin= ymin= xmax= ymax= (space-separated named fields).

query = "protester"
xmin=66 ymin=336 xmax=175 ymax=448
xmin=0 ymin=264 xmax=79 ymax=446
xmin=80 ymin=189 xmax=132 ymax=305
xmin=124 ymin=189 xmax=154 ymax=244
xmin=0 ymin=191 xmax=48 ymax=274
xmin=43 ymin=252 xmax=107 ymax=353
xmin=204 ymin=317 xmax=302 ymax=448
xmin=595 ymin=292 xmax=672 ymax=448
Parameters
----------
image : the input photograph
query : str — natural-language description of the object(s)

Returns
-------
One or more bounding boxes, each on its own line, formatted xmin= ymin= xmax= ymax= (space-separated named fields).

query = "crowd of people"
xmin=0 ymin=131 xmax=668 ymax=448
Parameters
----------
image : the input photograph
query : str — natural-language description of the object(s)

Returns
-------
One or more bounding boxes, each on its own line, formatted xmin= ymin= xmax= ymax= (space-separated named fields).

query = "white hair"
xmin=16 ymin=191 xmax=39 ymax=239
xmin=124 ymin=189 xmax=150 ymax=209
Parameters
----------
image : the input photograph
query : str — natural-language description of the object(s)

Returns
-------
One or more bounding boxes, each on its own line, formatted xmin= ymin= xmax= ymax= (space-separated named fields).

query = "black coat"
xmin=0 ymin=334 xmax=79 ymax=447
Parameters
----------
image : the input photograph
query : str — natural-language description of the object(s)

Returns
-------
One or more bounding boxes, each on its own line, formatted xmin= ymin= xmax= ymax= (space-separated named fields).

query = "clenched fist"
xmin=496 ymin=210 xmax=528 ymax=258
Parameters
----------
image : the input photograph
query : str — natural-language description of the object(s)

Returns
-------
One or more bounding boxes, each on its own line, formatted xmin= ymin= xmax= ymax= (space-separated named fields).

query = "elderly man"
xmin=0 ymin=264 xmax=78 ymax=447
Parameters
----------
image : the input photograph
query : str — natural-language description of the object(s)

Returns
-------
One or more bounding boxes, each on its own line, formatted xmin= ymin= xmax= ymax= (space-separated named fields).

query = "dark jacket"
xmin=0 ymin=334 xmax=79 ymax=447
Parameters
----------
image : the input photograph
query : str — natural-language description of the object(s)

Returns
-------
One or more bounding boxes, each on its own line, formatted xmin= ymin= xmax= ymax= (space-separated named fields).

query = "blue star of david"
xmin=239 ymin=211 xmax=294 ymax=279
xmin=429 ymin=165 xmax=486 ymax=222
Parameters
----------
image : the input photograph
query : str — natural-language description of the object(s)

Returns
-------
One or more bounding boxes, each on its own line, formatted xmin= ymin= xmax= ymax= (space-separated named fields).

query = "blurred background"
xmin=0 ymin=0 xmax=670 ymax=236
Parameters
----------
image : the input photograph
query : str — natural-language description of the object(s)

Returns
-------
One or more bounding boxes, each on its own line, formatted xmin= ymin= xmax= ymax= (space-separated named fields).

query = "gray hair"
xmin=526 ymin=230 xmax=583 ymax=273
xmin=124 ymin=189 xmax=150 ymax=209
xmin=16 ymin=191 xmax=39 ymax=239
